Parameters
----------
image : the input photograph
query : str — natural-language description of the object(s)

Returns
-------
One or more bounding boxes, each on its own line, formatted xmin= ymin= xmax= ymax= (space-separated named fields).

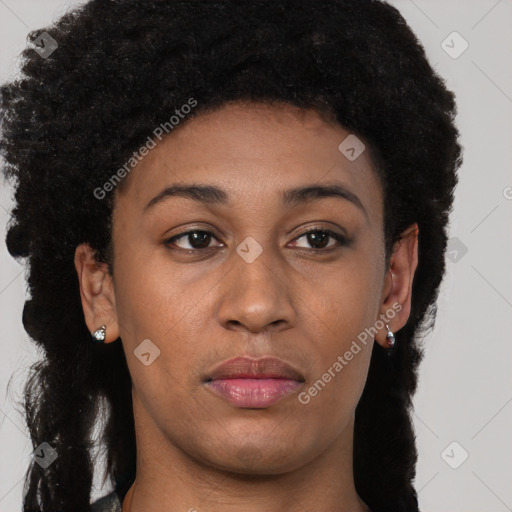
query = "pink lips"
xmin=204 ymin=356 xmax=304 ymax=408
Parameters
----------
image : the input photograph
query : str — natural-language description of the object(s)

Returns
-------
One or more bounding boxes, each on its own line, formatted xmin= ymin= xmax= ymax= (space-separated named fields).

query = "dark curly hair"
xmin=1 ymin=0 xmax=462 ymax=511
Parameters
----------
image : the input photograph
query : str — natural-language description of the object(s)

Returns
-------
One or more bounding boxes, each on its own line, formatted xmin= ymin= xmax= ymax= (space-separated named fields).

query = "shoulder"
xmin=90 ymin=490 xmax=122 ymax=512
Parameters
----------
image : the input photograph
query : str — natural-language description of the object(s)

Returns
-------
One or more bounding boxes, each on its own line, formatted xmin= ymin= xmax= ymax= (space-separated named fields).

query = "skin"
xmin=75 ymin=101 xmax=418 ymax=512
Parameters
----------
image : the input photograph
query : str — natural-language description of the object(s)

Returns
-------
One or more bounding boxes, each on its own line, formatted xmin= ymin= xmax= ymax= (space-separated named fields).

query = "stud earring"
xmin=92 ymin=325 xmax=106 ymax=343
xmin=385 ymin=324 xmax=396 ymax=348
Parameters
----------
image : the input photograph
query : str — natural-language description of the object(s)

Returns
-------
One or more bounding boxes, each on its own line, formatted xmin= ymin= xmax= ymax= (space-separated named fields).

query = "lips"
xmin=205 ymin=355 xmax=305 ymax=381
xmin=204 ymin=356 xmax=305 ymax=408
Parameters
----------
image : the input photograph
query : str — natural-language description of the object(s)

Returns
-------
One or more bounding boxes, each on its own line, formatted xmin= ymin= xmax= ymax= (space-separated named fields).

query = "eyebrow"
xmin=143 ymin=182 xmax=368 ymax=219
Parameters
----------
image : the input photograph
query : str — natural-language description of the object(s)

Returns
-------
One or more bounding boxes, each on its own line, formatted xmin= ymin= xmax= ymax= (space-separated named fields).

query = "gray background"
xmin=0 ymin=1 xmax=511 ymax=511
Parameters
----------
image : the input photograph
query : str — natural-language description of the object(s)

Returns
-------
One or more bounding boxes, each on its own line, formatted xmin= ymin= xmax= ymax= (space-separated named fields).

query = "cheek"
xmin=112 ymin=249 xmax=192 ymax=335
xmin=294 ymin=342 xmax=372 ymax=456
xmin=306 ymin=257 xmax=382 ymax=337
xmin=298 ymin=308 xmax=373 ymax=425
xmin=298 ymin=251 xmax=381 ymax=403
xmin=113 ymin=256 xmax=210 ymax=379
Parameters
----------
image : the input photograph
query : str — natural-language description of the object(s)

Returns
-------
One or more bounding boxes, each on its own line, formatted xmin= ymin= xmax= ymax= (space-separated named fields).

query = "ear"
xmin=374 ymin=223 xmax=419 ymax=348
xmin=74 ymin=243 xmax=119 ymax=343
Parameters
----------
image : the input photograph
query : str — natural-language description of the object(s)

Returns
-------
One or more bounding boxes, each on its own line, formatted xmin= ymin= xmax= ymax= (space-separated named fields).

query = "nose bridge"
xmin=234 ymin=233 xmax=282 ymax=293
xmin=237 ymin=236 xmax=281 ymax=284
xmin=217 ymin=235 xmax=296 ymax=332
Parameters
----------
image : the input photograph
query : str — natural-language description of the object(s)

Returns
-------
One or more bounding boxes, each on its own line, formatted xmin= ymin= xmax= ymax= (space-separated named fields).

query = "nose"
xmin=217 ymin=242 xmax=297 ymax=334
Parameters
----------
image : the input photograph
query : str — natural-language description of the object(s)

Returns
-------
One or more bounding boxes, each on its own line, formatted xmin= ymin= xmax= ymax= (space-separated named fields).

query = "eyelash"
xmin=164 ymin=227 xmax=348 ymax=253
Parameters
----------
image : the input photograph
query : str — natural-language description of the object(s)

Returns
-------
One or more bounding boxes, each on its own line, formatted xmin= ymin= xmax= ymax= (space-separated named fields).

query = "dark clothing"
xmin=90 ymin=490 xmax=121 ymax=512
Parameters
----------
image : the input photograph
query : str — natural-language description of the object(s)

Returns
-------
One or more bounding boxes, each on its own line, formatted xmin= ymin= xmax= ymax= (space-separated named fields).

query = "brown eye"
xmin=165 ymin=230 xmax=220 ymax=250
xmin=292 ymin=229 xmax=348 ymax=250
xmin=305 ymin=231 xmax=330 ymax=249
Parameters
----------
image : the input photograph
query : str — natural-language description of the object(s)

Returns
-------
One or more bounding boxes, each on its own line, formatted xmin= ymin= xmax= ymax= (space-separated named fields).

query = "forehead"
xmin=114 ymin=101 xmax=384 ymax=224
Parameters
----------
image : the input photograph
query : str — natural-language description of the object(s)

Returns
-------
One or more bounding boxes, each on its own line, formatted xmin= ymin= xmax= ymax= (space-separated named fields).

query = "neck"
xmin=122 ymin=398 xmax=370 ymax=512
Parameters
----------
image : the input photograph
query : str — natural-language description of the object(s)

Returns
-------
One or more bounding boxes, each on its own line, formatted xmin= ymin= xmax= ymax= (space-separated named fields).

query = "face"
xmin=76 ymin=101 xmax=418 ymax=475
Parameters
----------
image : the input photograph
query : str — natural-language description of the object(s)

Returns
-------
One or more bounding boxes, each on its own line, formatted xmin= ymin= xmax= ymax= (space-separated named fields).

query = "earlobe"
xmin=74 ymin=243 xmax=119 ymax=343
xmin=375 ymin=223 xmax=419 ymax=349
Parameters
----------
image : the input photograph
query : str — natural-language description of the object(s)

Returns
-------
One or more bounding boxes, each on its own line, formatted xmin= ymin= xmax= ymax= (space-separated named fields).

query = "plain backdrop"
xmin=0 ymin=1 xmax=511 ymax=511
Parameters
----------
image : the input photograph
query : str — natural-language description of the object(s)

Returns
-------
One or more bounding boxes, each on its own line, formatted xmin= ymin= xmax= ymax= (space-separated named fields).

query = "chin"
xmin=198 ymin=437 xmax=314 ymax=476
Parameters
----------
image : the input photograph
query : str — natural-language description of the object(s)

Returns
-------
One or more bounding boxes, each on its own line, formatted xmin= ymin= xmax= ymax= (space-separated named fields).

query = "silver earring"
xmin=92 ymin=325 xmax=106 ymax=343
xmin=385 ymin=324 xmax=395 ymax=348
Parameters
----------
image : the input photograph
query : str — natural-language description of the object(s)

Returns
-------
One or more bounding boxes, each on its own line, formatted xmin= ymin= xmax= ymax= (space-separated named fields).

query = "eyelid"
xmin=298 ymin=224 xmax=348 ymax=239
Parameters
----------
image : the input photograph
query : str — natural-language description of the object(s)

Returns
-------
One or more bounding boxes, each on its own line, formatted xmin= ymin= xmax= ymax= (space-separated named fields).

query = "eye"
xmin=164 ymin=230 xmax=222 ymax=251
xmin=164 ymin=227 xmax=349 ymax=253
xmin=291 ymin=228 xmax=348 ymax=250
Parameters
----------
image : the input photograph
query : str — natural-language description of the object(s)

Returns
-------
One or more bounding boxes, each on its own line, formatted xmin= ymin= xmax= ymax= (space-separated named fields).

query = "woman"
xmin=0 ymin=0 xmax=462 ymax=511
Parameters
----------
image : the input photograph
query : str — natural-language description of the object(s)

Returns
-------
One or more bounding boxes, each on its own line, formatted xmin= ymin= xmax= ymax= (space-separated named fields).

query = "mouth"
xmin=203 ymin=356 xmax=305 ymax=408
